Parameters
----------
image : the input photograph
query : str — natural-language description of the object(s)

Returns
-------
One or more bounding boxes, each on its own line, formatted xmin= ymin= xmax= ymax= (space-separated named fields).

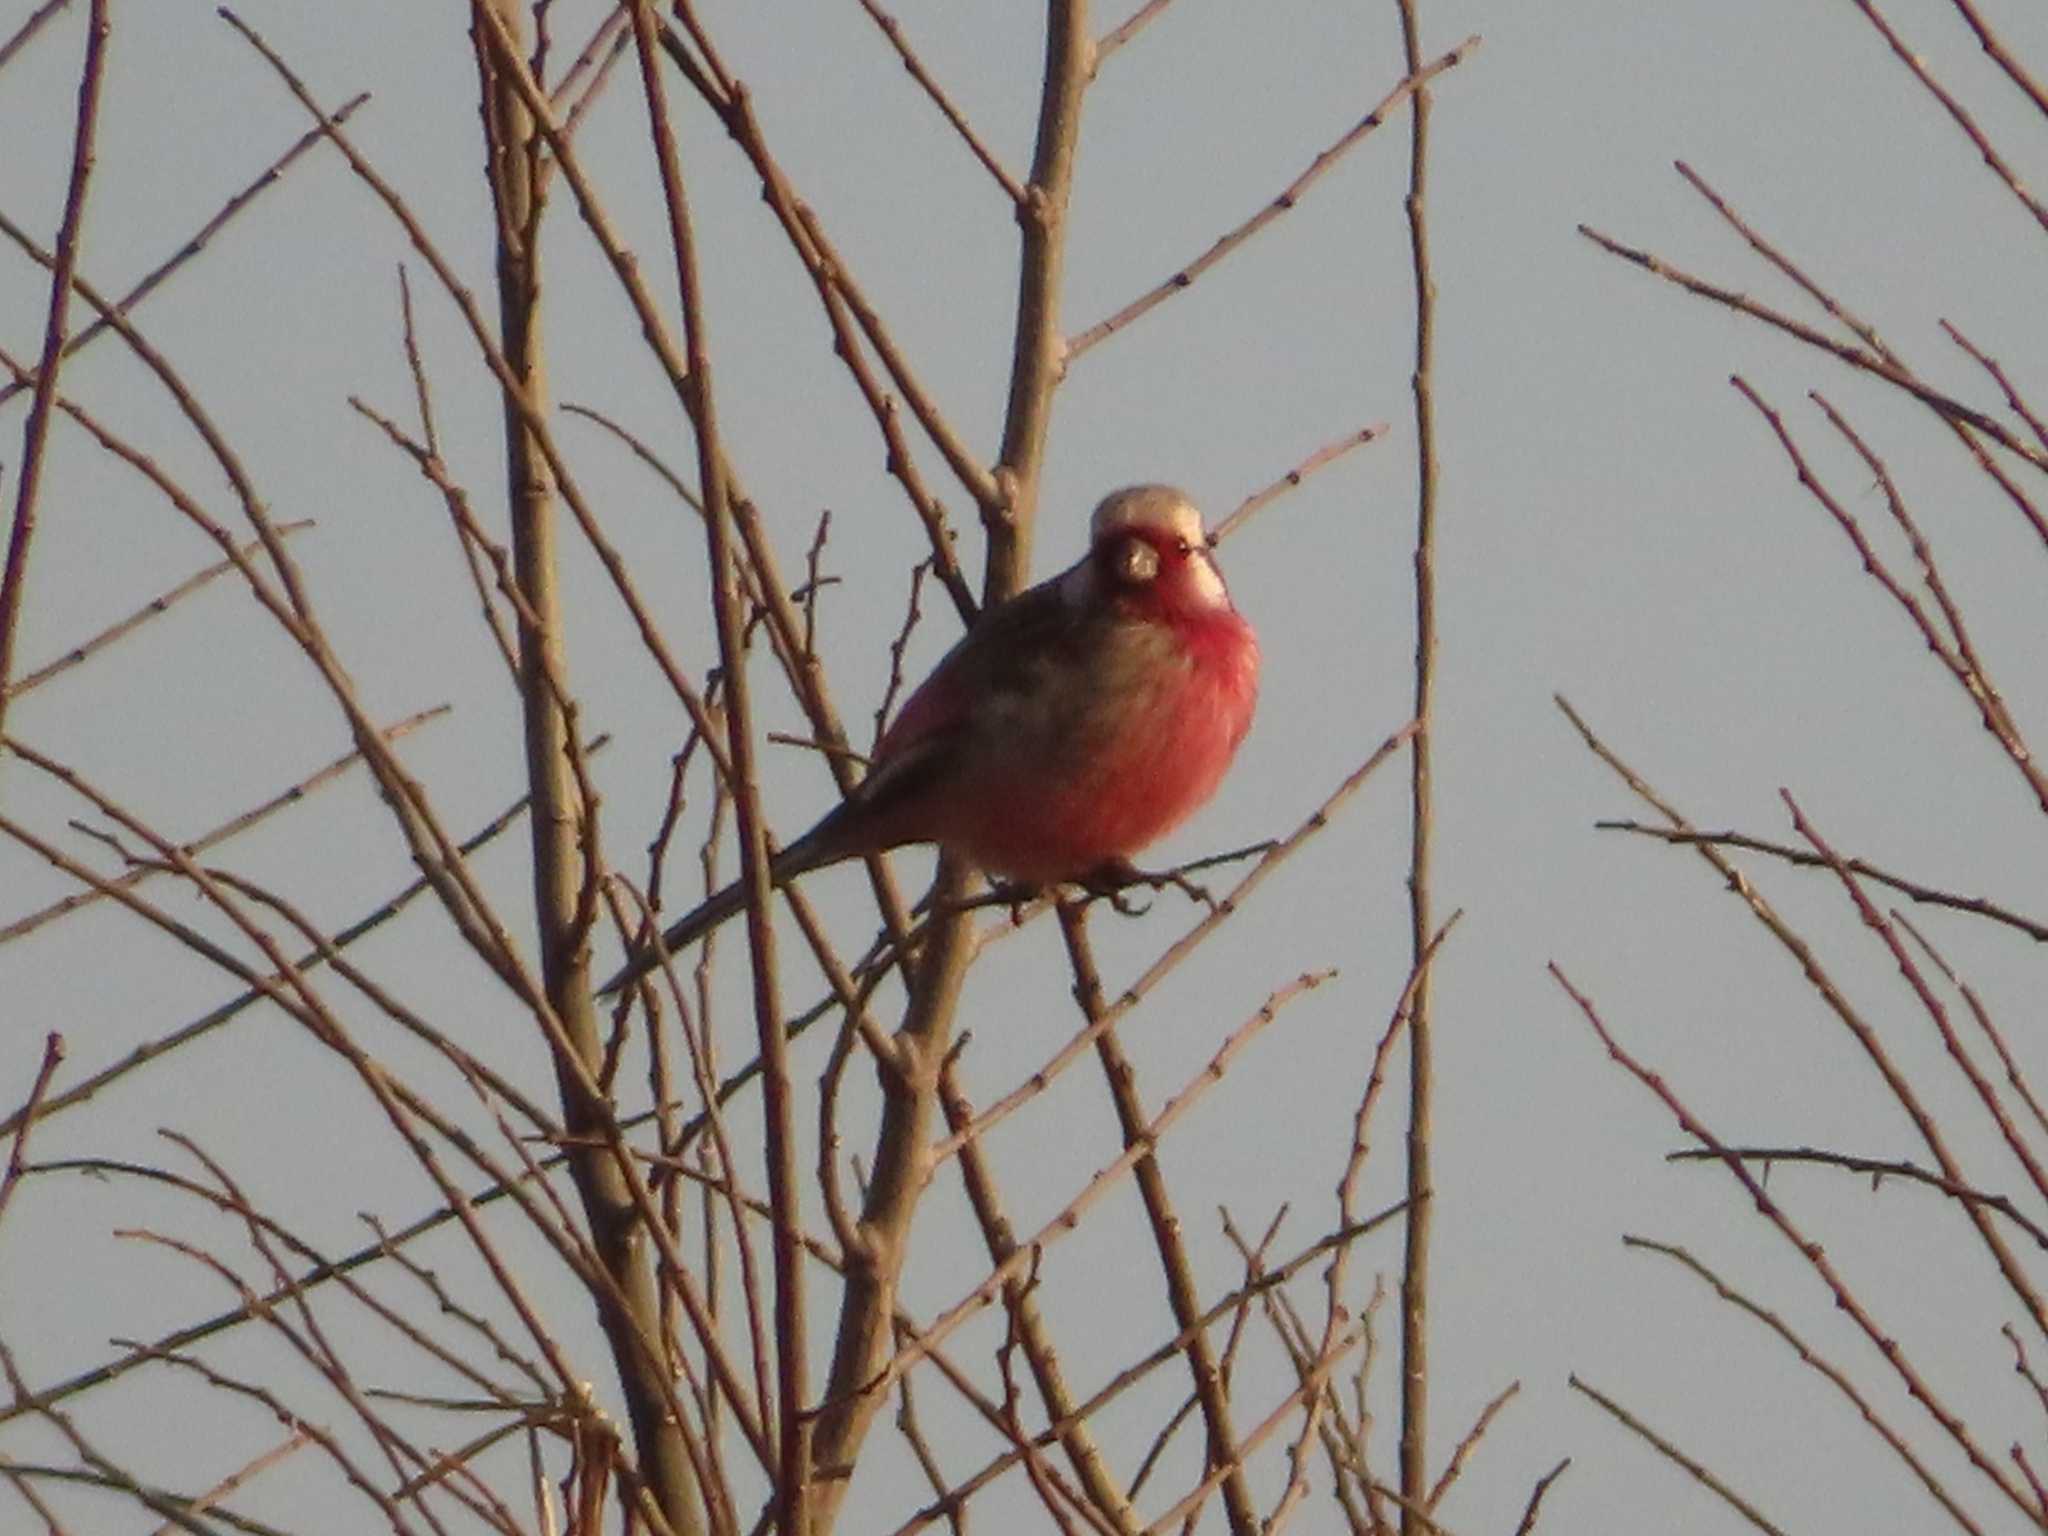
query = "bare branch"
xmin=1068 ymin=39 xmax=1479 ymax=362
xmin=0 ymin=0 xmax=110 ymax=745
xmin=853 ymin=0 xmax=1022 ymax=203
xmin=1211 ymin=425 xmax=1390 ymax=546
xmin=1625 ymin=1235 xmax=1985 ymax=1534
xmin=1551 ymin=961 xmax=2042 ymax=1521
xmin=1569 ymin=1376 xmax=1787 ymax=1536
xmin=1594 ymin=820 xmax=2048 ymax=943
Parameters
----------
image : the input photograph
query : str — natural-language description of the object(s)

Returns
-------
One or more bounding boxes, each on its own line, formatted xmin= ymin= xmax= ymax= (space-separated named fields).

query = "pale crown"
xmin=1089 ymin=485 xmax=1208 ymax=548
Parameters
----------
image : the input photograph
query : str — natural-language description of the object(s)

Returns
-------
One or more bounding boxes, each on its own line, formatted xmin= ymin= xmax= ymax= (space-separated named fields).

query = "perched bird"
xmin=601 ymin=484 xmax=1259 ymax=995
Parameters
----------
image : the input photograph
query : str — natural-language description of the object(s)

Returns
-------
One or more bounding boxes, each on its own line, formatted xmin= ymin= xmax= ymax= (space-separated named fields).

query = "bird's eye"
xmin=1176 ymin=537 xmax=1193 ymax=556
xmin=1112 ymin=536 xmax=1160 ymax=584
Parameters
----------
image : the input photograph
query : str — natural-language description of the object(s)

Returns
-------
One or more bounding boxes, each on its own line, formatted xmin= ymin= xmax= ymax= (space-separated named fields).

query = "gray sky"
xmin=4 ymin=1 xmax=2047 ymax=1531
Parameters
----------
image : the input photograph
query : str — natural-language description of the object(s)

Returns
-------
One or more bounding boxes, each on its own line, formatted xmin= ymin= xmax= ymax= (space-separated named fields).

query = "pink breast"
xmin=953 ymin=614 xmax=1258 ymax=883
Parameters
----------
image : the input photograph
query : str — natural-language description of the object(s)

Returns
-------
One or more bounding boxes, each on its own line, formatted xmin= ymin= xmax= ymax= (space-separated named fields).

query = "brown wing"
xmin=832 ymin=574 xmax=1099 ymax=838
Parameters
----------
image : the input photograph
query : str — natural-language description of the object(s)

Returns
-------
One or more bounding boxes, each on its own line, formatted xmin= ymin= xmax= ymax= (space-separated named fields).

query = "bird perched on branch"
xmin=601 ymin=484 xmax=1259 ymax=996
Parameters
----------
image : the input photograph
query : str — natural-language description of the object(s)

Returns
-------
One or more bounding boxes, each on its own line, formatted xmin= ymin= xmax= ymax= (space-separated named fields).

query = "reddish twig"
xmin=1895 ymin=910 xmax=2048 ymax=1144
xmin=1731 ymin=378 xmax=2048 ymax=814
xmin=1551 ymin=963 xmax=2042 ymax=1521
xmin=1580 ymin=223 xmax=2048 ymax=473
xmin=1594 ymin=821 xmax=2048 ymax=944
xmin=1425 ymin=1381 xmax=1518 ymax=1511
xmin=0 ymin=0 xmax=73 ymax=74
xmin=2 ymin=702 xmax=445 ymax=945
xmin=1210 ymin=424 xmax=1390 ymax=545
xmin=1059 ymin=903 xmax=1261 ymax=1534
xmin=1570 ymin=1375 xmax=1787 ymax=1536
xmin=871 ymin=969 xmax=1335 ymax=1400
xmin=1943 ymin=0 xmax=2048 ymax=119
xmin=1849 ymin=0 xmax=2048 ymax=237
xmin=0 ymin=0 xmax=110 ymax=745
xmin=1094 ymin=0 xmax=1176 ymax=65
xmin=1626 ymin=1235 xmax=1984 ymax=1534
xmin=888 ymin=1200 xmax=1407 ymax=1535
xmin=936 ymin=720 xmax=1417 ymax=1165
xmin=1781 ymin=789 xmax=2048 ymax=1322
xmin=1067 ymin=38 xmax=1479 ymax=361
xmin=1665 ymin=1145 xmax=2048 ymax=1252
xmin=1512 ymin=1458 xmax=1571 ymax=1536
xmin=0 ymin=96 xmax=371 ymax=414
xmin=1 ymin=518 xmax=315 ymax=700
xmin=853 ymin=0 xmax=1021 ymax=202
xmin=937 ymin=1058 xmax=1141 ymax=1536
xmin=1391 ymin=4 xmax=1443 ymax=1528
xmin=1942 ymin=320 xmax=2048 ymax=459
xmin=1669 ymin=161 xmax=2048 ymax=550
xmin=1672 ymin=160 xmax=1890 ymax=357
xmin=0 ymin=1034 xmax=64 ymax=1234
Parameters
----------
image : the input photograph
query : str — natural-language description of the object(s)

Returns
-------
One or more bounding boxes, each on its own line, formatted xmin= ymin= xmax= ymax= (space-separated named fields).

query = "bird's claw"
xmin=1151 ymin=866 xmax=1216 ymax=911
xmin=1078 ymin=859 xmax=1216 ymax=916
xmin=1106 ymin=885 xmax=1153 ymax=918
xmin=980 ymin=879 xmax=1046 ymax=926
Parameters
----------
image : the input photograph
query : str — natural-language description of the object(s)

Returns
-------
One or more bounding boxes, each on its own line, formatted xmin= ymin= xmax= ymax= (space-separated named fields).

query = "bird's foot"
xmin=983 ymin=878 xmax=1047 ymax=926
xmin=1078 ymin=858 xmax=1217 ymax=917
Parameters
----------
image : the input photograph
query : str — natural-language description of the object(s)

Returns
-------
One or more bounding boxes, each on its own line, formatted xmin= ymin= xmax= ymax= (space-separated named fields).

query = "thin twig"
xmin=1943 ymin=0 xmax=2048 ymax=119
xmin=1849 ymin=0 xmax=2048 ymax=237
xmin=1895 ymin=910 xmax=2048 ymax=1144
xmin=1664 ymin=1145 xmax=2048 ymax=1252
xmin=1425 ymin=1381 xmax=1518 ymax=1511
xmin=1391 ymin=3 xmax=1441 ymax=1527
xmin=0 ymin=97 xmax=372 ymax=413
xmin=0 ymin=1340 xmax=251 ymax=1536
xmin=1143 ymin=1323 xmax=1367 ymax=1536
xmin=1672 ymin=160 xmax=1891 ymax=358
xmin=1512 ymin=1458 xmax=1571 ymax=1536
xmin=1669 ymin=161 xmax=2048 ymax=550
xmin=1781 ymin=789 xmax=2048 ymax=1318
xmin=1814 ymin=386 xmax=2042 ymax=698
xmin=1059 ymin=903 xmax=1262 ymax=1535
xmin=1579 ymin=224 xmax=2048 ymax=473
xmin=1211 ymin=425 xmax=1390 ymax=545
xmin=0 ymin=0 xmax=73 ymax=75
xmin=0 ymin=0 xmax=110 ymax=745
xmin=1067 ymin=39 xmax=1479 ymax=361
xmin=1625 ymin=1235 xmax=1983 ymax=1534
xmin=891 ymin=1207 xmax=1406 ymax=1536
xmin=853 ymin=0 xmax=1020 ymax=202
xmin=1550 ymin=962 xmax=2042 ymax=1521
xmin=616 ymin=6 xmax=788 ymax=1527
xmin=1568 ymin=1375 xmax=1788 ymax=1536
xmin=1731 ymin=378 xmax=2048 ymax=814
xmin=1942 ymin=320 xmax=2048 ymax=459
xmin=2 ymin=704 xmax=446 ymax=945
xmin=935 ymin=720 xmax=1416 ymax=1165
xmin=0 ymin=1034 xmax=64 ymax=1235
xmin=1594 ymin=820 xmax=2048 ymax=943
xmin=871 ymin=970 xmax=1337 ymax=1401
xmin=0 ymin=738 xmax=602 ymax=1143
xmin=2 ymin=519 xmax=315 ymax=699
xmin=1094 ymin=0 xmax=1175 ymax=66
xmin=937 ymin=1058 xmax=1141 ymax=1536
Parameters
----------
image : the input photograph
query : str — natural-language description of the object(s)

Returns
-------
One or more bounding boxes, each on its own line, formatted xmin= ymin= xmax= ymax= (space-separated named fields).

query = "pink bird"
xmin=602 ymin=484 xmax=1259 ymax=994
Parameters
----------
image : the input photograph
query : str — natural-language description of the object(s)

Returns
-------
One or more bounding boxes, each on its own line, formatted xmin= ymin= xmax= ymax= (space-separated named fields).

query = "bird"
xmin=600 ymin=484 xmax=1259 ymax=996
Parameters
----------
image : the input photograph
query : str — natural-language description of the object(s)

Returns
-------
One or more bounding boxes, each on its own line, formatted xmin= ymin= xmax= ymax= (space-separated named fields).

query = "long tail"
xmin=596 ymin=822 xmax=844 ymax=998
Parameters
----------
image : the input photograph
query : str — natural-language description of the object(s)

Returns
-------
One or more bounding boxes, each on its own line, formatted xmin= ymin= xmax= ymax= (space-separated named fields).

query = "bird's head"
xmin=1075 ymin=484 xmax=1236 ymax=621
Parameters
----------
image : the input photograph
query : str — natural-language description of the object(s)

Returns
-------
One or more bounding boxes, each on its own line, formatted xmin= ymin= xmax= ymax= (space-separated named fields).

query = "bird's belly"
xmin=944 ymin=661 xmax=1247 ymax=884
